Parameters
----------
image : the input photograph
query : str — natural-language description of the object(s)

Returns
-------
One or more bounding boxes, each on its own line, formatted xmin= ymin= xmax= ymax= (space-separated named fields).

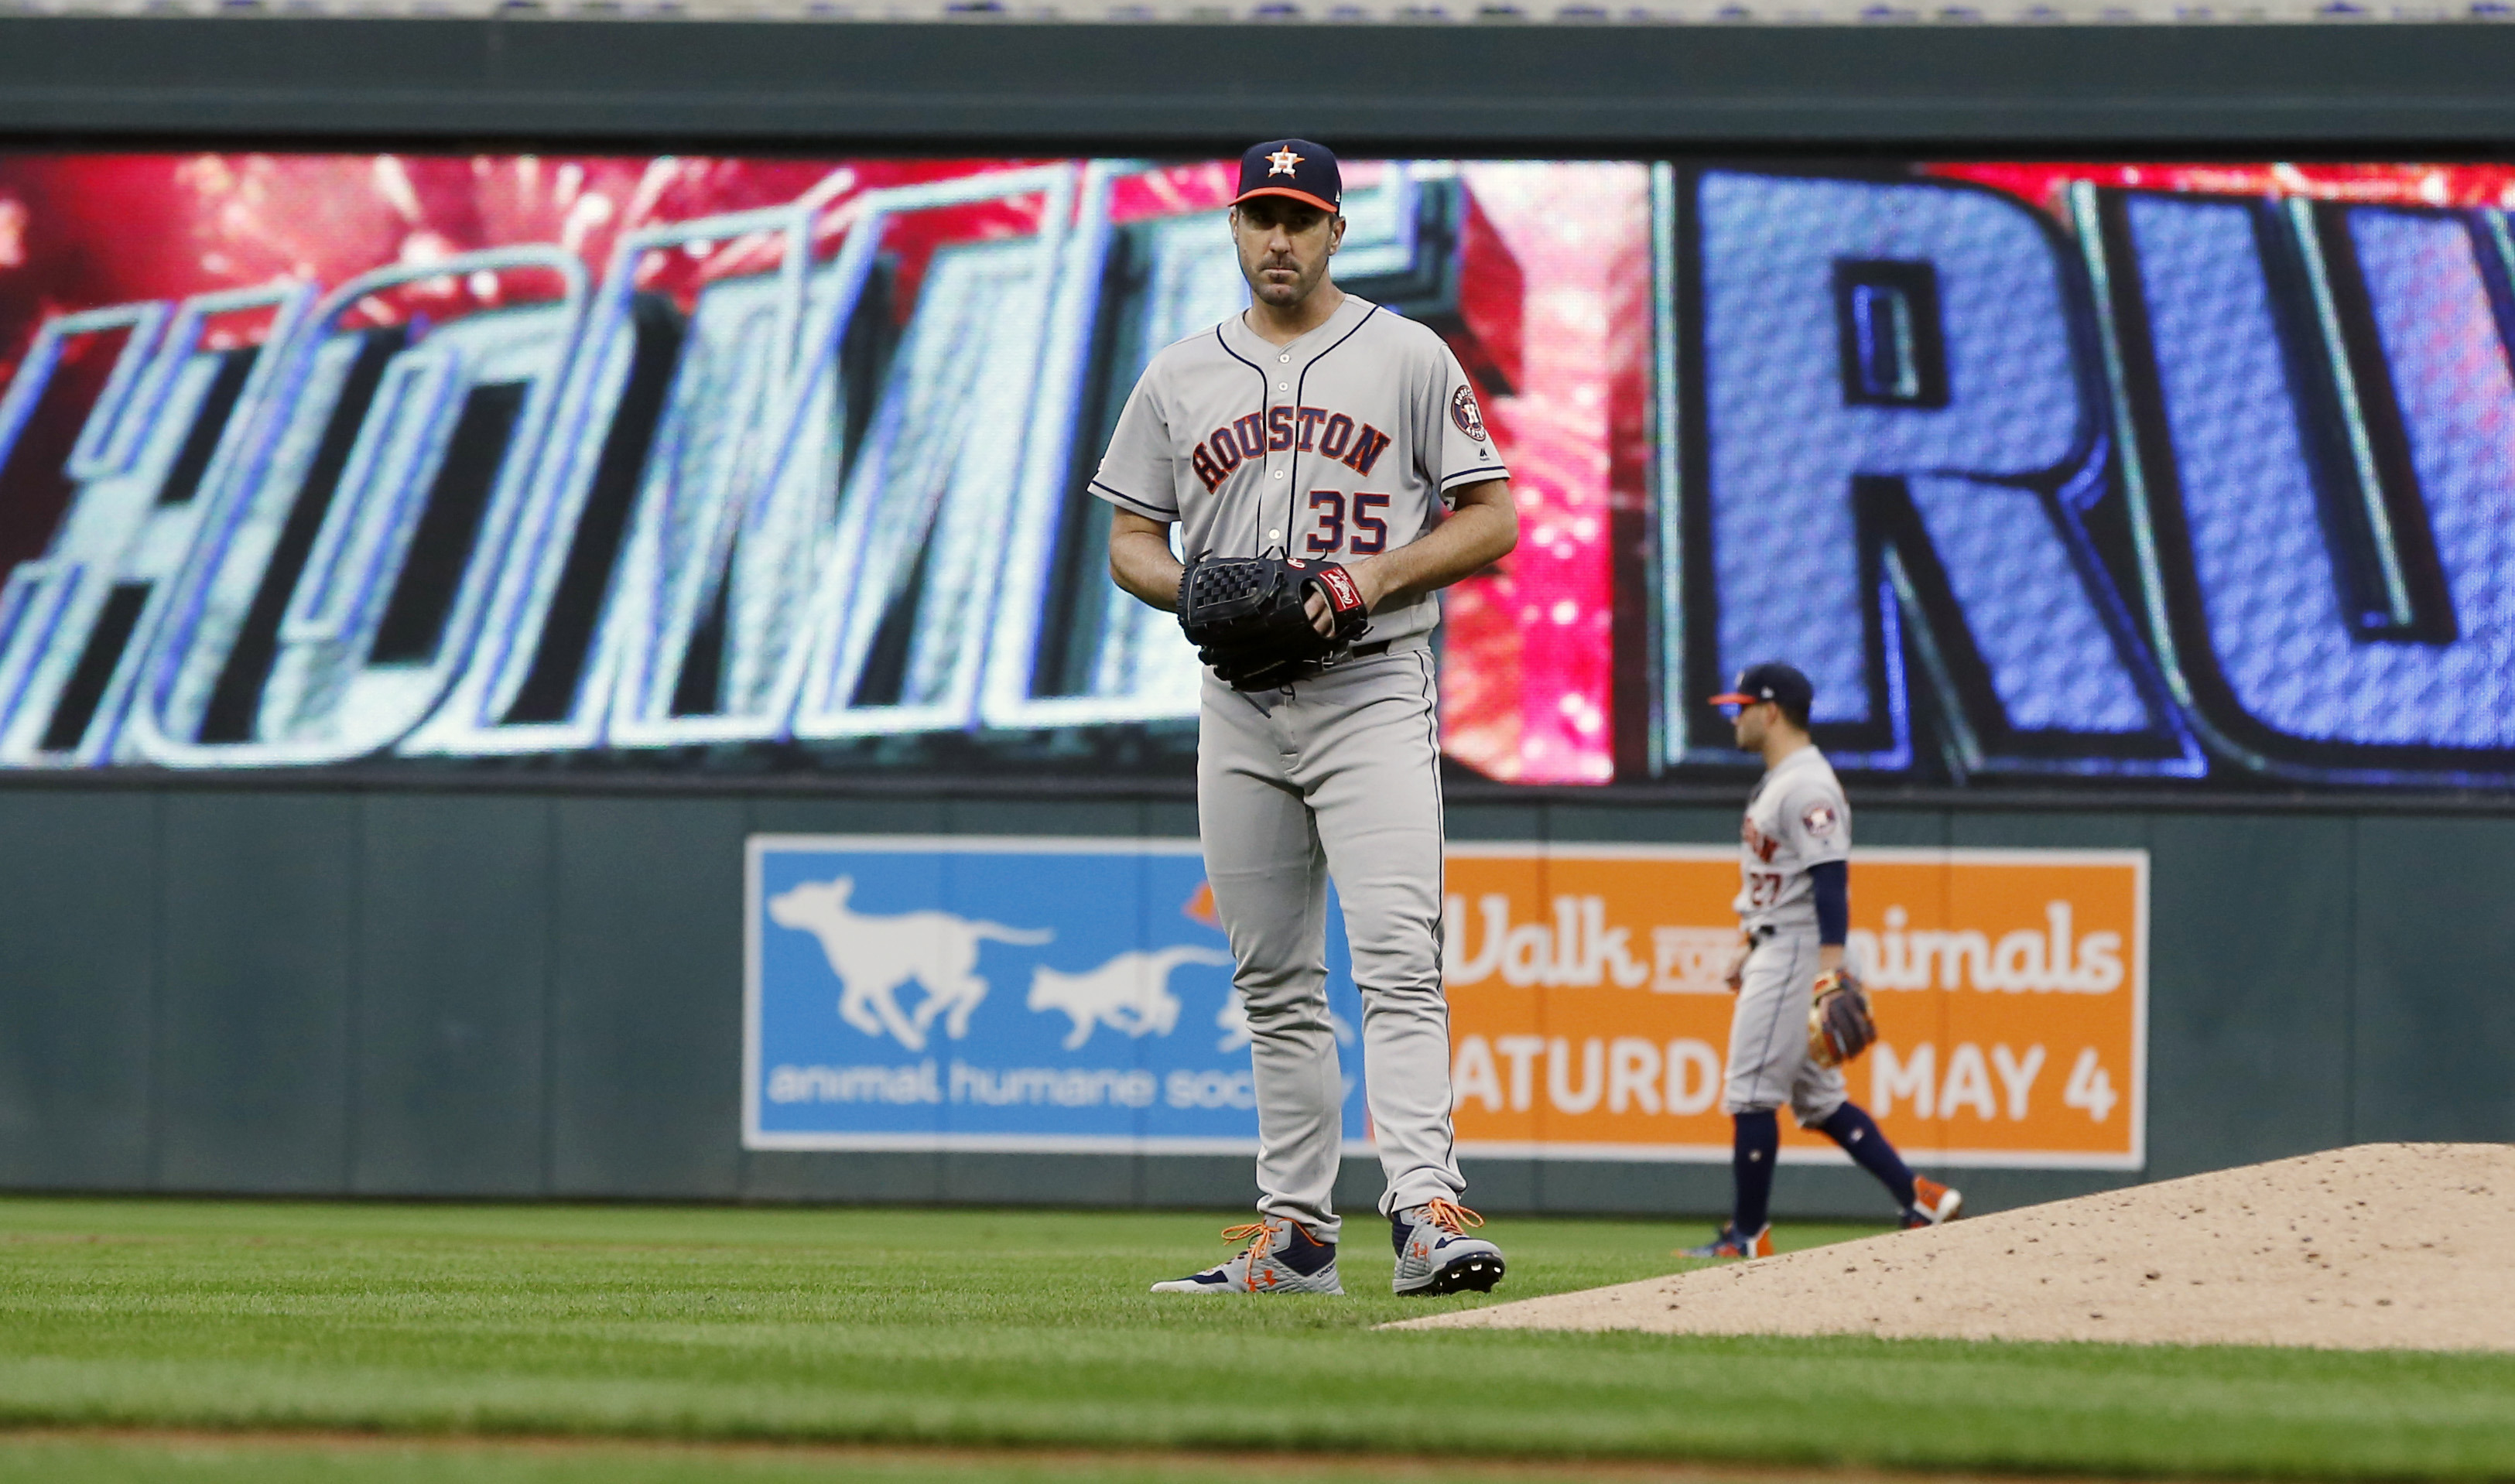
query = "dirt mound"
xmin=1396 ymin=1144 xmax=2515 ymax=1352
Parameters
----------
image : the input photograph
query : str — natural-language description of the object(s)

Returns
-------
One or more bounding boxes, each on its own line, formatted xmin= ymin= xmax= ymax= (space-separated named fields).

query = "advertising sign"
xmin=746 ymin=835 xmax=2146 ymax=1169
xmin=746 ymin=833 xmax=1370 ymax=1152
xmin=1442 ymin=844 xmax=2147 ymax=1170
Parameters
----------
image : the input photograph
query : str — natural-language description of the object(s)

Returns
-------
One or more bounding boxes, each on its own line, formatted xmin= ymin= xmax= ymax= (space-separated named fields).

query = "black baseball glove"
xmin=1806 ymin=966 xmax=1877 ymax=1069
xmin=1175 ymin=553 xmax=1370 ymax=691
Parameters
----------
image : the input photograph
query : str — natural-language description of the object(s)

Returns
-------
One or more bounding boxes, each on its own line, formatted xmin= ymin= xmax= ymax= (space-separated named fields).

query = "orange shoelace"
xmin=1417 ymin=1198 xmax=1483 ymax=1235
xmin=1219 ymin=1221 xmax=1278 ymax=1262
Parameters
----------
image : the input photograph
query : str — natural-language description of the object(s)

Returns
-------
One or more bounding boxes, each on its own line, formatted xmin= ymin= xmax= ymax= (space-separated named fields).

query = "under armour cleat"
xmin=1676 ymin=1222 xmax=1773 ymax=1260
xmin=1150 ymin=1216 xmax=1343 ymax=1294
xmin=1902 ymin=1175 xmax=1963 ymax=1229
xmin=1390 ymin=1198 xmax=1506 ymax=1295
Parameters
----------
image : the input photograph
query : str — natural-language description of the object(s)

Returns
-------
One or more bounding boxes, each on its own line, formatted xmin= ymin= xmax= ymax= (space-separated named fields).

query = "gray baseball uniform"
xmin=1091 ymin=292 xmax=1505 ymax=1240
xmin=1726 ymin=744 xmax=1853 ymax=1124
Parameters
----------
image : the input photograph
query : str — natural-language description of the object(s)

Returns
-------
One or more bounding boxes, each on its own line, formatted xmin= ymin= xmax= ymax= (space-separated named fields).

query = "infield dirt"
xmin=1394 ymin=1143 xmax=2514 ymax=1352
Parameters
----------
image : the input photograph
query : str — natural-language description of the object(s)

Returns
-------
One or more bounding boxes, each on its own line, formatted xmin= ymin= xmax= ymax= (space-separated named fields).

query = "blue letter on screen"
xmin=1683 ymin=172 xmax=2188 ymax=776
xmin=2119 ymin=196 xmax=2515 ymax=779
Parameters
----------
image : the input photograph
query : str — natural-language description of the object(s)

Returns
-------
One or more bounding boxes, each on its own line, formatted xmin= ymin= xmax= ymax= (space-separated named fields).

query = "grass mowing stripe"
xmin=0 ymin=1432 xmax=2068 ymax=1484
xmin=2 ymin=1200 xmax=2510 ymax=1480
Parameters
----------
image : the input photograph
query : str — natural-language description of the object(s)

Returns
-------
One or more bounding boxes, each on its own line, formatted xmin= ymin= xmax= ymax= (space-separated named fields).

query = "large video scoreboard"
xmin=2 ymin=154 xmax=2510 ymax=787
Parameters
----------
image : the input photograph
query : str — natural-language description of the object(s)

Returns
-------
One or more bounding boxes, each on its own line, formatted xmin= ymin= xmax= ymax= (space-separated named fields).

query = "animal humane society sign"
xmin=746 ymin=835 xmax=1358 ymax=1154
xmin=744 ymin=836 xmax=2146 ymax=1169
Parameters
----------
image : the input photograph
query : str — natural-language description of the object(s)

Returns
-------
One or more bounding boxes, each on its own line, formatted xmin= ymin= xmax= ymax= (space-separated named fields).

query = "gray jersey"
xmin=1089 ymin=293 xmax=1507 ymax=646
xmin=1735 ymin=745 xmax=1851 ymax=934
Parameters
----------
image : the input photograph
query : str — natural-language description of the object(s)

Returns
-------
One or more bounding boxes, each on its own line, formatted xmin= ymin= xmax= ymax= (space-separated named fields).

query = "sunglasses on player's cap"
xmin=1233 ymin=139 xmax=1343 ymax=215
xmin=1709 ymin=662 xmax=1814 ymax=714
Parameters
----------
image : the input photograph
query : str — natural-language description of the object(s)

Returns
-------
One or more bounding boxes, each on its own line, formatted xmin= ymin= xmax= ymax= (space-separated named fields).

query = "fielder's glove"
xmin=1807 ymin=966 xmax=1876 ymax=1069
xmin=1175 ymin=553 xmax=1369 ymax=691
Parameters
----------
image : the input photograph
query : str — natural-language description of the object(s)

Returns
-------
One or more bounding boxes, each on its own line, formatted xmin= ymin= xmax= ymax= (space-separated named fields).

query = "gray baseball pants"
xmin=1197 ymin=641 xmax=1464 ymax=1243
xmin=1725 ymin=927 xmax=1849 ymax=1126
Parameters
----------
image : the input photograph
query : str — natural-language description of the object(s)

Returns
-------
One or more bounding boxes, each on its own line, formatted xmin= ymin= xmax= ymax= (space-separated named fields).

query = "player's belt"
xmin=1311 ymin=639 xmax=1394 ymax=672
xmin=1309 ymin=632 xmax=1429 ymax=675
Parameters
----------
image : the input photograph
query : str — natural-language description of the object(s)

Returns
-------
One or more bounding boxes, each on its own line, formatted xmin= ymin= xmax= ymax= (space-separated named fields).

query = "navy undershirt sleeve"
xmin=1809 ymin=859 xmax=1849 ymax=946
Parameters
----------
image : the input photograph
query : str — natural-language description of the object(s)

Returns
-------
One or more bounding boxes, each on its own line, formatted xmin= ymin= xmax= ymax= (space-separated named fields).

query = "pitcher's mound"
xmin=1392 ymin=1144 xmax=2514 ymax=1352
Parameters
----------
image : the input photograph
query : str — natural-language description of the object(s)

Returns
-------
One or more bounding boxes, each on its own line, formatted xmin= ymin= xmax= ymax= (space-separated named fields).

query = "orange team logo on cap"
xmin=1268 ymin=148 xmax=1305 ymax=177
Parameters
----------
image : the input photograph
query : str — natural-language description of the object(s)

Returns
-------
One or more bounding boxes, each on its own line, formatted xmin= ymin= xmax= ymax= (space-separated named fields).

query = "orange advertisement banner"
xmin=1442 ymin=846 xmax=2147 ymax=1170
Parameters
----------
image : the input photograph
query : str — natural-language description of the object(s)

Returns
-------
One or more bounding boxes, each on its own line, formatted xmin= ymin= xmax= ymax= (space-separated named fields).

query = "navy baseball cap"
xmin=1709 ymin=662 xmax=1814 ymax=714
xmin=1233 ymin=139 xmax=1342 ymax=216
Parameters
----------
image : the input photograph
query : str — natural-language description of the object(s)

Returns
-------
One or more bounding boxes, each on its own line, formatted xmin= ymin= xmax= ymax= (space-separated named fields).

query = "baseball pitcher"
xmin=1093 ymin=139 xmax=1514 ymax=1297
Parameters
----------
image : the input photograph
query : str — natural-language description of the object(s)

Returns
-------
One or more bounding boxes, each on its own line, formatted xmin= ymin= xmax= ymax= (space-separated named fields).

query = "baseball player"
xmin=1678 ymin=662 xmax=1964 ymax=1260
xmin=1091 ymin=139 xmax=1515 ymax=1297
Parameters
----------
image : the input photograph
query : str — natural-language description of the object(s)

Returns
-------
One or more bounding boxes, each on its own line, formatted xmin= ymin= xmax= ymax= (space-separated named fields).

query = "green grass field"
xmin=2 ymin=1199 xmax=2511 ymax=1482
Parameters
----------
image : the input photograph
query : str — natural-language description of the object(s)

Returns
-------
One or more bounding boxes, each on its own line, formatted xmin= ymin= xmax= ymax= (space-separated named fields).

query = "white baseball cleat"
xmin=1390 ymin=1198 xmax=1506 ymax=1296
xmin=1150 ymin=1216 xmax=1343 ymax=1294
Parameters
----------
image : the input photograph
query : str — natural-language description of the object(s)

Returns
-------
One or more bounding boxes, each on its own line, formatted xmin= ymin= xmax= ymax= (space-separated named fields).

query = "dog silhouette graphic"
xmin=768 ymin=875 xmax=1052 ymax=1051
xmin=1025 ymin=945 xmax=1234 ymax=1051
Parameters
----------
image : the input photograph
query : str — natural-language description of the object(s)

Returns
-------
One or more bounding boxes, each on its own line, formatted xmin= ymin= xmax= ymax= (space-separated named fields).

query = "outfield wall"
xmin=2 ymin=779 xmax=2504 ymax=1219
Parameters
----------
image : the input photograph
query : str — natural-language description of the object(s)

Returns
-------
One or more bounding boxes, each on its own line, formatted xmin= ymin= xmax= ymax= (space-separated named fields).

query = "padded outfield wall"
xmin=0 ymin=19 xmax=2511 ymax=1215
xmin=0 ymin=778 xmax=2508 ymax=1218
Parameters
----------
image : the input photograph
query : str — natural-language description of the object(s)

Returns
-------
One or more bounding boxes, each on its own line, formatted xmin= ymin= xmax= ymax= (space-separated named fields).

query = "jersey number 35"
xmin=1306 ymin=491 xmax=1389 ymax=556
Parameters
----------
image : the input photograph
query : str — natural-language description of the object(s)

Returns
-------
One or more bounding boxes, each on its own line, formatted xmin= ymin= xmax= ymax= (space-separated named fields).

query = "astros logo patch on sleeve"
xmin=1450 ymin=385 xmax=1489 ymax=442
